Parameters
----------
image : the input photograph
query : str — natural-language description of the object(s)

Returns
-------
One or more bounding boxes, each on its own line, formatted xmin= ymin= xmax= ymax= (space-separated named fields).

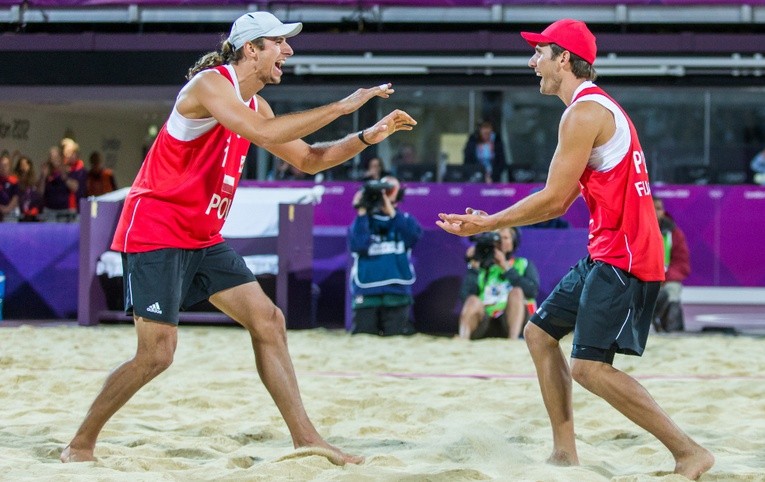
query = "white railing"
xmin=2 ymin=3 xmax=765 ymax=25
xmin=286 ymin=53 xmax=765 ymax=77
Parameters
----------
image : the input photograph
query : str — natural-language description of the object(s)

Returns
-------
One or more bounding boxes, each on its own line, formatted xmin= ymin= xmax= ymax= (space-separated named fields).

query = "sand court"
xmin=1 ymin=324 xmax=764 ymax=481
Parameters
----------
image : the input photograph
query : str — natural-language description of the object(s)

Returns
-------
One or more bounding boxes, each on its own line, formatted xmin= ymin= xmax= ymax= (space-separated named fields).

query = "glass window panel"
xmin=253 ymin=86 xmax=358 ymax=181
xmin=709 ymin=88 xmax=765 ymax=184
xmin=502 ymin=88 xmax=564 ymax=182
xmin=46 ymin=82 xmax=761 ymax=185
xmin=609 ymin=87 xmax=706 ymax=183
xmin=372 ymin=86 xmax=473 ymax=182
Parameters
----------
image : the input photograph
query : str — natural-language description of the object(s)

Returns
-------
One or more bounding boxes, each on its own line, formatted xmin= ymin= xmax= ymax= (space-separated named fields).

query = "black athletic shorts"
xmin=121 ymin=242 xmax=257 ymax=325
xmin=529 ymin=257 xmax=660 ymax=363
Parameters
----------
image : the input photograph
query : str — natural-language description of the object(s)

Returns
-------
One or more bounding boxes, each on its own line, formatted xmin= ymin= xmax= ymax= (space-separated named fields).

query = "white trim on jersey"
xmin=123 ymin=197 xmax=142 ymax=252
xmin=568 ymin=81 xmax=631 ymax=173
xmin=166 ymin=106 xmax=218 ymax=141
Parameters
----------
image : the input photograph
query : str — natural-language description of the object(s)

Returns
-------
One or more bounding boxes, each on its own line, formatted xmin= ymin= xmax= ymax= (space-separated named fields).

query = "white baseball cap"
xmin=228 ymin=12 xmax=302 ymax=50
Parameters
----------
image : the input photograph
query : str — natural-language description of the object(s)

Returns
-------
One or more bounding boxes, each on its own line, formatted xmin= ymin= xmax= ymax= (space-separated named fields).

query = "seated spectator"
xmin=39 ymin=145 xmax=78 ymax=222
xmin=458 ymin=227 xmax=539 ymax=340
xmin=61 ymin=138 xmax=88 ymax=210
xmin=392 ymin=142 xmax=418 ymax=166
xmin=0 ymin=150 xmax=19 ymax=221
xmin=348 ymin=176 xmax=423 ymax=336
xmin=653 ymin=198 xmax=690 ymax=332
xmin=463 ymin=120 xmax=507 ymax=183
xmin=268 ymin=157 xmax=314 ymax=181
xmin=13 ymin=154 xmax=43 ymax=222
xmin=751 ymin=148 xmax=765 ymax=185
xmin=86 ymin=151 xmax=117 ymax=197
xmin=361 ymin=156 xmax=390 ymax=181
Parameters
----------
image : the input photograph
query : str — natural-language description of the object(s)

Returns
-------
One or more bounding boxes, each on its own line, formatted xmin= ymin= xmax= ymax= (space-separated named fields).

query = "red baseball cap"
xmin=521 ymin=19 xmax=597 ymax=65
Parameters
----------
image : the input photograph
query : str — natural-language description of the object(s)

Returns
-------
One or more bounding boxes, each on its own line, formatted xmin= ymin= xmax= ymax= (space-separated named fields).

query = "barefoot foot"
xmin=282 ymin=443 xmax=364 ymax=466
xmin=313 ymin=441 xmax=364 ymax=466
xmin=546 ymin=449 xmax=579 ymax=467
xmin=674 ymin=445 xmax=714 ymax=480
xmin=60 ymin=445 xmax=96 ymax=463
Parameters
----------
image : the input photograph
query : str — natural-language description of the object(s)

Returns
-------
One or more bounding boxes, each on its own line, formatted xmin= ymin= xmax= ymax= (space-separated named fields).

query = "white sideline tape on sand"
xmin=300 ymin=371 xmax=765 ymax=381
xmin=30 ymin=367 xmax=765 ymax=380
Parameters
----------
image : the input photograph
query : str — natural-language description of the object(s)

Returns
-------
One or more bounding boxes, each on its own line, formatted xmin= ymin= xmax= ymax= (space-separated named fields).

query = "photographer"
xmin=458 ymin=226 xmax=539 ymax=340
xmin=348 ymin=176 xmax=423 ymax=336
xmin=653 ymin=198 xmax=690 ymax=332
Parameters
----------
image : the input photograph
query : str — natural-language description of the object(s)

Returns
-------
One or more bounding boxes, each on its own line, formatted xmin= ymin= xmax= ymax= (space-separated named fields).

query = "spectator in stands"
xmin=86 ymin=151 xmax=117 ymax=197
xmin=13 ymin=154 xmax=43 ymax=222
xmin=458 ymin=227 xmax=539 ymax=340
xmin=361 ymin=156 xmax=390 ymax=181
xmin=0 ymin=150 xmax=19 ymax=221
xmin=392 ymin=142 xmax=418 ymax=166
xmin=60 ymin=11 xmax=415 ymax=466
xmin=463 ymin=120 xmax=507 ymax=183
xmin=39 ymin=145 xmax=78 ymax=221
xmin=269 ymin=157 xmax=314 ymax=181
xmin=349 ymin=176 xmax=422 ymax=336
xmin=653 ymin=197 xmax=690 ymax=332
xmin=8 ymin=150 xmax=23 ymax=172
xmin=61 ymin=138 xmax=88 ymax=210
xmin=751 ymin=148 xmax=765 ymax=185
xmin=392 ymin=143 xmax=435 ymax=182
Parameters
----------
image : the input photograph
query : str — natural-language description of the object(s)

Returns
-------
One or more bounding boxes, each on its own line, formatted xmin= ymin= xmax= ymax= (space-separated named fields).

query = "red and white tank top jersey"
xmin=112 ymin=65 xmax=254 ymax=253
xmin=570 ymin=81 xmax=665 ymax=282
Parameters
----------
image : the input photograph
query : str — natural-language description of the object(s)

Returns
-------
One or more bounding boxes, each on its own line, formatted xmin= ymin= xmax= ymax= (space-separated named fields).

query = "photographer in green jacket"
xmin=458 ymin=226 xmax=539 ymax=340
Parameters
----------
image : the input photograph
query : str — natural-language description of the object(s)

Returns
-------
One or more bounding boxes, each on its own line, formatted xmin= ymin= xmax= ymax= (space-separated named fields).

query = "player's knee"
xmin=135 ymin=333 xmax=176 ymax=376
xmin=250 ymin=304 xmax=287 ymax=343
xmin=153 ymin=350 xmax=175 ymax=373
xmin=523 ymin=322 xmax=553 ymax=350
xmin=136 ymin=347 xmax=174 ymax=378
xmin=570 ymin=359 xmax=598 ymax=388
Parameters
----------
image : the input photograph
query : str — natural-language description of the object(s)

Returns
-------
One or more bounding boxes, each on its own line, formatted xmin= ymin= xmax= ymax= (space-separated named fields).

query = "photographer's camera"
xmin=471 ymin=232 xmax=501 ymax=269
xmin=354 ymin=180 xmax=393 ymax=213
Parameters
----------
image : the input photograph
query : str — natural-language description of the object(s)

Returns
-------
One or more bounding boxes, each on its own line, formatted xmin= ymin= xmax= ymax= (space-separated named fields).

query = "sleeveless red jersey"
xmin=573 ymin=85 xmax=665 ymax=281
xmin=112 ymin=66 xmax=254 ymax=252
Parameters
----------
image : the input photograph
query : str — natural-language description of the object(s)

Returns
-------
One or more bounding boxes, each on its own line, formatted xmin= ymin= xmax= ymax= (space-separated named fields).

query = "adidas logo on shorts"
xmin=146 ymin=302 xmax=163 ymax=315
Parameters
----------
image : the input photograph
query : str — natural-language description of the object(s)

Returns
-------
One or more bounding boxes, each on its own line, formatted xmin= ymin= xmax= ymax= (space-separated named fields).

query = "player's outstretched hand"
xmin=362 ymin=110 xmax=417 ymax=145
xmin=338 ymin=83 xmax=397 ymax=115
xmin=436 ymin=208 xmax=494 ymax=237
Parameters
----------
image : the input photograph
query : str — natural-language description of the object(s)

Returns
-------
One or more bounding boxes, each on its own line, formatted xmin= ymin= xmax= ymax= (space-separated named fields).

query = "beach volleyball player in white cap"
xmin=438 ymin=19 xmax=713 ymax=479
xmin=61 ymin=11 xmax=416 ymax=466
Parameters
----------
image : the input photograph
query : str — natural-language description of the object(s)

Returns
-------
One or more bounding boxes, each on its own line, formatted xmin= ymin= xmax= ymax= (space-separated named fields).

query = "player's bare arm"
xmin=527 ymin=101 xmax=606 ymax=213
xmin=265 ymin=108 xmax=417 ymax=174
xmin=437 ymin=101 xmax=605 ymax=237
xmin=179 ymin=72 xmax=396 ymax=146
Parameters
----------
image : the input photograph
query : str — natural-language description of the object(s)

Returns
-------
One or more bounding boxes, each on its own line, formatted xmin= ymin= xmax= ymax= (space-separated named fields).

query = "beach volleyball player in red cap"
xmin=438 ymin=19 xmax=713 ymax=479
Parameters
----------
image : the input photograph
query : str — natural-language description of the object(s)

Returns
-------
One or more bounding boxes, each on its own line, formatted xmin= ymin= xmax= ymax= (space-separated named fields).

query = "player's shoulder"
xmin=564 ymin=98 xmax=611 ymax=126
xmin=181 ymin=68 xmax=237 ymax=107
xmin=188 ymin=67 xmax=226 ymax=87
